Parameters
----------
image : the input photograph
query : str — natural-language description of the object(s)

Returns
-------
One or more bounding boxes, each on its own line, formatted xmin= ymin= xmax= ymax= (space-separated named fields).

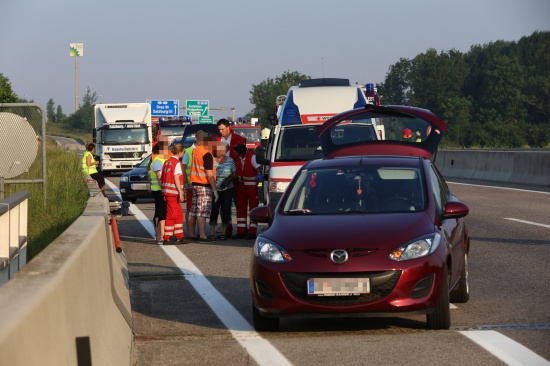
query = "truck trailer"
xmin=93 ymin=103 xmax=152 ymax=173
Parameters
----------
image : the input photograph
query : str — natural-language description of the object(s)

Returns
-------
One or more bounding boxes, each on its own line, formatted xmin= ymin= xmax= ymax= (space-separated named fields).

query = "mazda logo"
xmin=330 ymin=249 xmax=349 ymax=264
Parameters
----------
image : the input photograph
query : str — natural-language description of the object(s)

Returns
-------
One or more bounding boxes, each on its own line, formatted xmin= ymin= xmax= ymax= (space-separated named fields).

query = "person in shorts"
xmin=188 ymin=131 xmax=218 ymax=243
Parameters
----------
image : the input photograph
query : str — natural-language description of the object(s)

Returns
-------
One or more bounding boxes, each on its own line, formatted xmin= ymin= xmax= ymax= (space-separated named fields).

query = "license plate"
xmin=307 ymin=277 xmax=370 ymax=296
xmin=131 ymin=183 xmax=148 ymax=190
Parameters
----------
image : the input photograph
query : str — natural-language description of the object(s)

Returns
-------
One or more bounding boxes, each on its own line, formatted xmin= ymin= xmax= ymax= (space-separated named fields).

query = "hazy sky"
xmin=1 ymin=0 xmax=548 ymax=120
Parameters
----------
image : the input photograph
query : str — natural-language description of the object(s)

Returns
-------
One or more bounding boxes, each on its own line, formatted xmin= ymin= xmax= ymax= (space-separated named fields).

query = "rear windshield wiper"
xmin=285 ymin=209 xmax=313 ymax=215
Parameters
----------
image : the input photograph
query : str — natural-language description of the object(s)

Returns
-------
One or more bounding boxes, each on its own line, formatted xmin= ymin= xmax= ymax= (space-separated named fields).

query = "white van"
xmin=256 ymin=78 xmax=378 ymax=212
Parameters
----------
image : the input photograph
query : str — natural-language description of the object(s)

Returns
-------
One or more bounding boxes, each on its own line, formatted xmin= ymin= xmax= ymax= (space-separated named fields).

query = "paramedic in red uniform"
xmin=232 ymin=143 xmax=262 ymax=240
xmin=217 ymin=118 xmax=246 ymax=237
xmin=160 ymin=143 xmax=190 ymax=245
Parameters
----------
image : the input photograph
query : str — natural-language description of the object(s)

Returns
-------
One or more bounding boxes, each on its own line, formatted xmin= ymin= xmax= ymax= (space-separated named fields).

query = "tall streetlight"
xmin=69 ymin=43 xmax=83 ymax=112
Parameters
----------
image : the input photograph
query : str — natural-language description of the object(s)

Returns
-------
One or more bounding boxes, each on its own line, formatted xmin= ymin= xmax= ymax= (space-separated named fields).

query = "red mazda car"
xmin=249 ymin=105 xmax=470 ymax=331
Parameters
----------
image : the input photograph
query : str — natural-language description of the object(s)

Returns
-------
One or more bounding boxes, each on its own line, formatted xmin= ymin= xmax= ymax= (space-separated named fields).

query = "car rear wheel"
xmin=252 ymin=303 xmax=279 ymax=331
xmin=450 ymin=252 xmax=470 ymax=303
xmin=426 ymin=266 xmax=450 ymax=330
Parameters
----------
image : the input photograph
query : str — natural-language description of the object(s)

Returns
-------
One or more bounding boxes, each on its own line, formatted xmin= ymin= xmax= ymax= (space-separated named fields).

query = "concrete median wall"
xmin=434 ymin=149 xmax=550 ymax=188
xmin=0 ymin=193 xmax=132 ymax=365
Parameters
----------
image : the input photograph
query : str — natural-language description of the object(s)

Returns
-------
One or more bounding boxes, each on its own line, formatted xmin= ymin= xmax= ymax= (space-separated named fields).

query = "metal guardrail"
xmin=0 ymin=190 xmax=29 ymax=285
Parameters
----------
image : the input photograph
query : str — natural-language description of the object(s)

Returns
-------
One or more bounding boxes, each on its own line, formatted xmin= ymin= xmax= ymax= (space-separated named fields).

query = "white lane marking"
xmin=459 ymin=330 xmax=550 ymax=366
xmin=504 ymin=218 xmax=550 ymax=229
xmin=105 ymin=179 xmax=293 ymax=366
xmin=448 ymin=181 xmax=550 ymax=195
xmin=450 ymin=304 xmax=457 ymax=309
xmin=163 ymin=246 xmax=292 ymax=366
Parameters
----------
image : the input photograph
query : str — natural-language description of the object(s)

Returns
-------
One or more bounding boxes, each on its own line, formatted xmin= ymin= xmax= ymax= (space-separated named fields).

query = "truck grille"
xmin=108 ymin=152 xmax=142 ymax=159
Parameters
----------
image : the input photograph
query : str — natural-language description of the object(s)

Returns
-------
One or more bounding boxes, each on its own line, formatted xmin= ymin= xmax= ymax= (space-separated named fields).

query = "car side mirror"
xmin=255 ymin=145 xmax=270 ymax=166
xmin=443 ymin=201 xmax=469 ymax=219
xmin=249 ymin=205 xmax=270 ymax=223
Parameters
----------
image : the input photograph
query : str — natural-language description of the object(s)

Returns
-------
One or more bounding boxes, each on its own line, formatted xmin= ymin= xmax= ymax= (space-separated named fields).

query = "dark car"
xmin=249 ymin=105 xmax=470 ymax=331
xmin=169 ymin=123 xmax=220 ymax=148
xmin=119 ymin=153 xmax=153 ymax=203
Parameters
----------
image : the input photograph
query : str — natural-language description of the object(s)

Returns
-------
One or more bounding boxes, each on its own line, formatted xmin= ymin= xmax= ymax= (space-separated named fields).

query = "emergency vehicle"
xmin=151 ymin=115 xmax=192 ymax=147
xmin=255 ymin=78 xmax=377 ymax=212
xmin=231 ymin=118 xmax=262 ymax=151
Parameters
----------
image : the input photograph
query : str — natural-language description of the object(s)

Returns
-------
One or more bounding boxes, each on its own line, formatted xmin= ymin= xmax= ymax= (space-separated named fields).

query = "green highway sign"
xmin=198 ymin=116 xmax=214 ymax=124
xmin=186 ymin=100 xmax=209 ymax=116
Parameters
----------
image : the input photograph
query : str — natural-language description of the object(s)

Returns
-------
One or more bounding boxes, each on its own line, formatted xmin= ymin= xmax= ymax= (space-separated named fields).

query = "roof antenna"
xmin=322 ymin=57 xmax=325 ymax=78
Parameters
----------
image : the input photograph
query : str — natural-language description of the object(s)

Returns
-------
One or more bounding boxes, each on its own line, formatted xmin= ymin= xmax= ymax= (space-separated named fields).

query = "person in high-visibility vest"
xmin=232 ymin=143 xmax=261 ymax=240
xmin=182 ymin=143 xmax=195 ymax=237
xmin=160 ymin=143 xmax=189 ymax=245
xmin=82 ymin=143 xmax=107 ymax=197
xmin=149 ymin=142 xmax=167 ymax=244
xmin=188 ymin=131 xmax=218 ymax=243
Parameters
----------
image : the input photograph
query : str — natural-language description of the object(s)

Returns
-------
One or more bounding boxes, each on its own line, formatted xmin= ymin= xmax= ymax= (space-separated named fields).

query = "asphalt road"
xmin=103 ymin=176 xmax=550 ymax=366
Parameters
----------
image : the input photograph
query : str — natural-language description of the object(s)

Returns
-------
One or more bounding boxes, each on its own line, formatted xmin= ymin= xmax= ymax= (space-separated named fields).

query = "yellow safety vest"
xmin=149 ymin=155 xmax=166 ymax=191
xmin=82 ymin=151 xmax=98 ymax=175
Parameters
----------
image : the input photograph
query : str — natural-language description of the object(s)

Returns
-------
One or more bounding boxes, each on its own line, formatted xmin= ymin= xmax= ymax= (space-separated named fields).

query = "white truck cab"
xmin=256 ymin=78 xmax=375 ymax=213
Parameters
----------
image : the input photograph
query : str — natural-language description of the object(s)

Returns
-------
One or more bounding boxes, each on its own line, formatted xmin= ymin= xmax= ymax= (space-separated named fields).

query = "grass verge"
xmin=5 ymin=138 xmax=89 ymax=260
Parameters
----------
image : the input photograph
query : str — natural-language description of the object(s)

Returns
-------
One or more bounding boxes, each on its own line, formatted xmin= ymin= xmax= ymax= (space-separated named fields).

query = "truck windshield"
xmin=233 ymin=127 xmax=260 ymax=143
xmin=102 ymin=127 xmax=150 ymax=144
xmin=275 ymin=125 xmax=322 ymax=162
xmin=160 ymin=126 xmax=186 ymax=136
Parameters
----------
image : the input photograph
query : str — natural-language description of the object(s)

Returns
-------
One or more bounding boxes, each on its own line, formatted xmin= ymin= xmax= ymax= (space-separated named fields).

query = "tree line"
xmin=378 ymin=31 xmax=549 ymax=148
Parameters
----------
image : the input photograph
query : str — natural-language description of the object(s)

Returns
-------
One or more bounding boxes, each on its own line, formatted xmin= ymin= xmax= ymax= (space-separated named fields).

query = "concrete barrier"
xmin=435 ymin=149 xmax=550 ymax=188
xmin=0 ymin=193 xmax=132 ymax=365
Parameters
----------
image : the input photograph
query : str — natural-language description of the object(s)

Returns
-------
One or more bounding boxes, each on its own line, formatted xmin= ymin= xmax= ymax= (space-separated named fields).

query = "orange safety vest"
xmin=161 ymin=156 xmax=183 ymax=196
xmin=190 ymin=145 xmax=215 ymax=184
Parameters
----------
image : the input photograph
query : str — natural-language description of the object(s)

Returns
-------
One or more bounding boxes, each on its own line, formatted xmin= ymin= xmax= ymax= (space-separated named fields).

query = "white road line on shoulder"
xmin=448 ymin=181 xmax=550 ymax=194
xmin=163 ymin=246 xmax=292 ymax=366
xmin=105 ymin=179 xmax=293 ymax=366
xmin=504 ymin=218 xmax=550 ymax=229
xmin=459 ymin=330 xmax=550 ymax=366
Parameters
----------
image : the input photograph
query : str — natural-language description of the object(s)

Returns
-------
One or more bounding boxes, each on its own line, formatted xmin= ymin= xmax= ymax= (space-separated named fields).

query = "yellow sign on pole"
xmin=69 ymin=43 xmax=83 ymax=57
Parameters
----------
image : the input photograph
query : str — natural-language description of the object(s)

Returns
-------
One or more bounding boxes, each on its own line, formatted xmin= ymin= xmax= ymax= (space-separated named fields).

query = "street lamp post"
xmin=69 ymin=43 xmax=83 ymax=112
